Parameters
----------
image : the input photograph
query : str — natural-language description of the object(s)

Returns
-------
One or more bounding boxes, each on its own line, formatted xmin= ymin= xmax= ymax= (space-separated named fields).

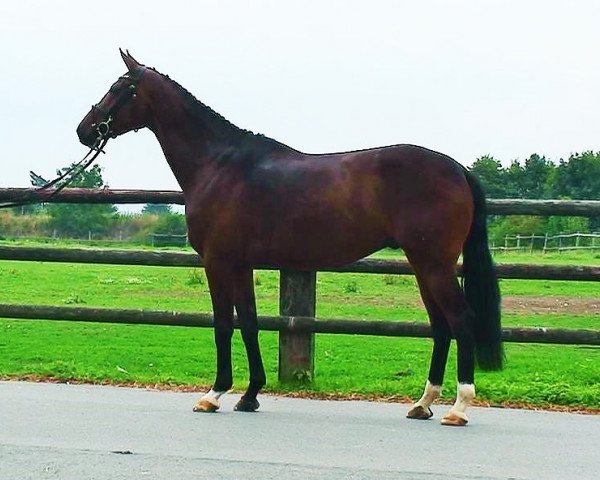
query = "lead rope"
xmin=1 ymin=69 xmax=141 ymax=210
xmin=0 ymin=137 xmax=109 ymax=209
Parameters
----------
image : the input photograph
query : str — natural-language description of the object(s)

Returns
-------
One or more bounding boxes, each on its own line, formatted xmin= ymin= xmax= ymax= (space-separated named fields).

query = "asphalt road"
xmin=1 ymin=381 xmax=598 ymax=480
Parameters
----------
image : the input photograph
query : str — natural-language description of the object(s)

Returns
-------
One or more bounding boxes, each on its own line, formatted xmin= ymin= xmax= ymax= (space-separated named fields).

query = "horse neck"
xmin=144 ymin=76 xmax=247 ymax=191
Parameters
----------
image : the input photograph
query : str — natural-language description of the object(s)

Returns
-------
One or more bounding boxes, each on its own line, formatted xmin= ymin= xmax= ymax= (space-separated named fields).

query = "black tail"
xmin=463 ymin=171 xmax=504 ymax=371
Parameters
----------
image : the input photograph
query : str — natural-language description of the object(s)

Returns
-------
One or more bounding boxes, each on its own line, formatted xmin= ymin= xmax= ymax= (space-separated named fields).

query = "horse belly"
xmin=257 ymin=215 xmax=389 ymax=269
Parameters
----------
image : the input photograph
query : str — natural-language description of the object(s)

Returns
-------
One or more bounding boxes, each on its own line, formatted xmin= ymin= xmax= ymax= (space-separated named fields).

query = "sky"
xmin=1 ymin=0 xmax=599 ymax=207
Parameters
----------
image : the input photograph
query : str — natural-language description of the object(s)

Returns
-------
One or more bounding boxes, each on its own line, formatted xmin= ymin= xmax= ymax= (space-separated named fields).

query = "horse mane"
xmin=145 ymin=66 xmax=298 ymax=158
xmin=146 ymin=66 xmax=255 ymax=140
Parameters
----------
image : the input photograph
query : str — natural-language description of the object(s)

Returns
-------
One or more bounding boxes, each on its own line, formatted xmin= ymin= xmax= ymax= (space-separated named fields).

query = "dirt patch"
xmin=320 ymin=294 xmax=600 ymax=315
xmin=502 ymin=296 xmax=600 ymax=315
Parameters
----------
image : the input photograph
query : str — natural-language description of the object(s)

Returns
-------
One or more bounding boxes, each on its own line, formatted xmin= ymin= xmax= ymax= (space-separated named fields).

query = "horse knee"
xmin=214 ymin=323 xmax=234 ymax=340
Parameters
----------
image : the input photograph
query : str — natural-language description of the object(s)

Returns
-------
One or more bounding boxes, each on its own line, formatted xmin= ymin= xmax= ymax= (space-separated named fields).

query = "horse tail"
xmin=462 ymin=170 xmax=504 ymax=371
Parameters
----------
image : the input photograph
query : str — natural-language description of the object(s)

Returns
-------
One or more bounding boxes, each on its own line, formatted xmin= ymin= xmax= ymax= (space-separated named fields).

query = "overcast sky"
xmin=1 ymin=1 xmax=599 ymax=201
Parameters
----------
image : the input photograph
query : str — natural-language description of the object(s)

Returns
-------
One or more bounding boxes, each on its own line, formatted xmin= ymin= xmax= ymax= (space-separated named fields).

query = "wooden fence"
xmin=1 ymin=188 xmax=600 ymax=216
xmin=0 ymin=188 xmax=599 ymax=383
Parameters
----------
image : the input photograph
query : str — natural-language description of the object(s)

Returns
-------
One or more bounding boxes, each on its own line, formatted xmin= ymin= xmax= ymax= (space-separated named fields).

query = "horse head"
xmin=76 ymin=49 xmax=151 ymax=149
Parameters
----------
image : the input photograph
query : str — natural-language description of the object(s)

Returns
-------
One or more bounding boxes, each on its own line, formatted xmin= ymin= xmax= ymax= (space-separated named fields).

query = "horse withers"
xmin=76 ymin=50 xmax=503 ymax=426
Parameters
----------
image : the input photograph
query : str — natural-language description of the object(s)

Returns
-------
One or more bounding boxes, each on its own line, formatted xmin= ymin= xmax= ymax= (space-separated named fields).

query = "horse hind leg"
xmin=411 ymin=262 xmax=477 ymax=426
xmin=407 ymin=278 xmax=451 ymax=420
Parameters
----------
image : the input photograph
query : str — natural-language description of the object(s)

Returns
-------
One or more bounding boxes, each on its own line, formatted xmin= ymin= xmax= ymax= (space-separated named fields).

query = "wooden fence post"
xmin=278 ymin=270 xmax=316 ymax=383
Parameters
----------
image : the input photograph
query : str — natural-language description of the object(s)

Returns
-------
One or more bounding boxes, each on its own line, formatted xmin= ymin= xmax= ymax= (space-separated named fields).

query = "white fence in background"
xmin=493 ymin=232 xmax=600 ymax=253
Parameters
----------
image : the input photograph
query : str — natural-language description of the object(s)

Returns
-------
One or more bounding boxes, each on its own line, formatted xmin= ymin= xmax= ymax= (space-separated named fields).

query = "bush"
xmin=488 ymin=216 xmax=547 ymax=244
xmin=0 ymin=211 xmax=51 ymax=237
xmin=546 ymin=216 xmax=590 ymax=236
xmin=155 ymin=213 xmax=187 ymax=235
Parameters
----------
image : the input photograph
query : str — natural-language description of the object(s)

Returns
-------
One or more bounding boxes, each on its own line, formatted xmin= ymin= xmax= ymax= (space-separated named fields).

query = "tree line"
xmin=470 ymin=151 xmax=600 ymax=242
xmin=470 ymin=151 xmax=600 ymax=201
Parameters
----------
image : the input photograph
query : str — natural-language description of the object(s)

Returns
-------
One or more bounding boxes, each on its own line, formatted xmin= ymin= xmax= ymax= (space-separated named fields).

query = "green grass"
xmin=0 ymin=247 xmax=598 ymax=410
xmin=2 ymin=320 xmax=598 ymax=408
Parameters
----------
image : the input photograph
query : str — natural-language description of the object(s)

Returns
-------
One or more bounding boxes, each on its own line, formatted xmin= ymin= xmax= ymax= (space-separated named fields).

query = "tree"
xmin=519 ymin=154 xmax=554 ymax=199
xmin=553 ymin=151 xmax=600 ymax=200
xmin=142 ymin=204 xmax=172 ymax=215
xmin=503 ymin=160 xmax=525 ymax=198
xmin=552 ymin=152 xmax=600 ymax=230
xmin=502 ymin=154 xmax=555 ymax=199
xmin=469 ymin=155 xmax=507 ymax=198
xmin=45 ymin=164 xmax=117 ymax=238
xmin=155 ymin=213 xmax=187 ymax=235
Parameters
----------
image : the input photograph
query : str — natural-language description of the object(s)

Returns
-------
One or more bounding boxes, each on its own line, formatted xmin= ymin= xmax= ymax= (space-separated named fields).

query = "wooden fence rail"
xmin=0 ymin=304 xmax=598 ymax=346
xmin=0 ymin=188 xmax=599 ymax=383
xmin=1 ymin=187 xmax=600 ymax=216
xmin=0 ymin=246 xmax=599 ymax=281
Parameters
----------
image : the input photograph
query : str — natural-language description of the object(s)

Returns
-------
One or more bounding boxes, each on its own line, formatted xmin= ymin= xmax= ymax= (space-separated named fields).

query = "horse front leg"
xmin=232 ymin=268 xmax=266 ymax=412
xmin=193 ymin=264 xmax=234 ymax=413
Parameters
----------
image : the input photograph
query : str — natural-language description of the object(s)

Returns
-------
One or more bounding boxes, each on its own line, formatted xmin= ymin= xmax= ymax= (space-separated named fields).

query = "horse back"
xmin=185 ymin=142 xmax=473 ymax=269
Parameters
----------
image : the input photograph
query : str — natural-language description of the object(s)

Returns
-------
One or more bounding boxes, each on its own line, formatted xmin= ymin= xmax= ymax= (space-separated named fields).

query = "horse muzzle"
xmin=77 ymin=114 xmax=112 ymax=149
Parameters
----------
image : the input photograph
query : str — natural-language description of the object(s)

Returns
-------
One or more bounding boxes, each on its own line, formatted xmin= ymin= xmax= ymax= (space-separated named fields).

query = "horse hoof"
xmin=193 ymin=398 xmax=219 ymax=413
xmin=406 ymin=405 xmax=433 ymax=420
xmin=234 ymin=397 xmax=260 ymax=412
xmin=441 ymin=411 xmax=468 ymax=426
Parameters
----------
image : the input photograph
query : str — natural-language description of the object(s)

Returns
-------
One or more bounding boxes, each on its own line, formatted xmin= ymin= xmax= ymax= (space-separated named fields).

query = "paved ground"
xmin=1 ymin=381 xmax=598 ymax=480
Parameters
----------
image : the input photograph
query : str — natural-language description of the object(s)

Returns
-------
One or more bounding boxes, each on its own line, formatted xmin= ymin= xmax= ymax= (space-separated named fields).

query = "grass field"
xmin=0 ymin=243 xmax=598 ymax=410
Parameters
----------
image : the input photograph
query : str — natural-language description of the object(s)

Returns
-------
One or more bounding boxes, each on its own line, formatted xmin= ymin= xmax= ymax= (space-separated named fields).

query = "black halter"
xmin=0 ymin=68 xmax=145 ymax=209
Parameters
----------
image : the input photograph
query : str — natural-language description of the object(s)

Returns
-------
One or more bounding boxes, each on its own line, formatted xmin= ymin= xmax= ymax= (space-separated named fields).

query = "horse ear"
xmin=119 ymin=48 xmax=140 ymax=73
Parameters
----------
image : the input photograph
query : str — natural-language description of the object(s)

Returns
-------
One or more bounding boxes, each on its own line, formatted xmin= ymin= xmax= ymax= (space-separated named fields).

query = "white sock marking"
xmin=200 ymin=389 xmax=226 ymax=407
xmin=414 ymin=380 xmax=441 ymax=409
xmin=447 ymin=383 xmax=475 ymax=420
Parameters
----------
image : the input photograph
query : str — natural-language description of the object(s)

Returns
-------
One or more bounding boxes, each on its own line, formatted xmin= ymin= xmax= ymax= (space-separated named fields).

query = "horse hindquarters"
xmin=402 ymin=167 xmax=498 ymax=425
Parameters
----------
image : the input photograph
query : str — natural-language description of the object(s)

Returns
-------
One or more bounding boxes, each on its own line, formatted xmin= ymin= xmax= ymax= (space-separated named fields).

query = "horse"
xmin=76 ymin=50 xmax=503 ymax=426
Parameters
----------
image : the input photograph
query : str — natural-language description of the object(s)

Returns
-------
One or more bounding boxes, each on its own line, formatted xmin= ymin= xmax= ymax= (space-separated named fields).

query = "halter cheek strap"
xmin=91 ymin=67 xmax=146 ymax=144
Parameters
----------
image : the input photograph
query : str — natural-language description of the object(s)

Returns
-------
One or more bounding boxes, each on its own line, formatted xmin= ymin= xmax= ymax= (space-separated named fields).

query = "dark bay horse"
xmin=77 ymin=50 xmax=502 ymax=426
